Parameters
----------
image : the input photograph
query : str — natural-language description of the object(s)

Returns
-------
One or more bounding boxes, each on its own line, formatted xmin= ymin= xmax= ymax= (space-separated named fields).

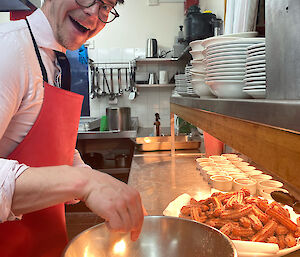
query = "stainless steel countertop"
xmin=170 ymin=96 xmax=300 ymax=133
xmin=77 ymin=130 xmax=137 ymax=140
xmin=128 ymin=153 xmax=209 ymax=215
xmin=128 ymin=153 xmax=300 ymax=256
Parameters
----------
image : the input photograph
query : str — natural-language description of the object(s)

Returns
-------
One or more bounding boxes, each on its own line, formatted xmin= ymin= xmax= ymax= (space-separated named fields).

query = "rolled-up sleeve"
xmin=0 ymin=159 xmax=29 ymax=222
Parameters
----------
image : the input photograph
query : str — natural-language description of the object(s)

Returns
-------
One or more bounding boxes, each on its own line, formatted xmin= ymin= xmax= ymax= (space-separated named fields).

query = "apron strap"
xmin=25 ymin=18 xmax=48 ymax=83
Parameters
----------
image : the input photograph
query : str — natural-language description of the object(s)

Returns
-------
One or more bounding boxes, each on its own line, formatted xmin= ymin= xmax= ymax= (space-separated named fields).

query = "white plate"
xmin=246 ymin=64 xmax=266 ymax=71
xmin=246 ymin=55 xmax=266 ymax=62
xmin=206 ymin=51 xmax=247 ymax=59
xmin=206 ymin=44 xmax=254 ymax=53
xmin=163 ymin=193 xmax=300 ymax=257
xmin=247 ymin=42 xmax=266 ymax=51
xmin=207 ymin=71 xmax=245 ymax=77
xmin=246 ymin=59 xmax=266 ymax=66
xmin=245 ymin=72 xmax=266 ymax=78
xmin=207 ymin=67 xmax=245 ymax=73
xmin=206 ymin=47 xmax=248 ymax=56
xmin=205 ymin=80 xmax=249 ymax=99
xmin=243 ymin=85 xmax=266 ymax=90
xmin=207 ymin=55 xmax=246 ymax=63
xmin=247 ymin=46 xmax=265 ymax=55
xmin=206 ymin=75 xmax=244 ymax=81
xmin=207 ymin=59 xmax=247 ymax=67
xmin=248 ymin=50 xmax=266 ymax=58
xmin=246 ymin=69 xmax=266 ymax=75
xmin=244 ymin=76 xmax=266 ymax=82
xmin=201 ymin=37 xmax=241 ymax=48
xmin=245 ymin=81 xmax=266 ymax=86
xmin=243 ymin=89 xmax=266 ymax=99
xmin=220 ymin=32 xmax=258 ymax=38
xmin=207 ymin=38 xmax=265 ymax=50
xmin=207 ymin=63 xmax=246 ymax=70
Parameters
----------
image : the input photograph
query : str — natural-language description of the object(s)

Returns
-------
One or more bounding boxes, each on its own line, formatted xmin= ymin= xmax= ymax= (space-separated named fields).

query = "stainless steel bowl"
xmin=62 ymin=216 xmax=237 ymax=257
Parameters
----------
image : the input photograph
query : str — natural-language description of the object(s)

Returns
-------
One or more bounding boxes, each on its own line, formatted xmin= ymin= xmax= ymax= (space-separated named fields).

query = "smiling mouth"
xmin=69 ymin=16 xmax=90 ymax=33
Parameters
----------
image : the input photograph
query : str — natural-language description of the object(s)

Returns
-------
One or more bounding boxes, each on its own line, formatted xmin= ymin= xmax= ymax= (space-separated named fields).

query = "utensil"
xmin=117 ymin=68 xmax=123 ymax=94
xmin=102 ymin=68 xmax=111 ymax=94
xmin=125 ymin=68 xmax=130 ymax=91
xmin=271 ymin=191 xmax=300 ymax=214
xmin=110 ymin=68 xmax=114 ymax=93
xmin=90 ymin=66 xmax=96 ymax=99
xmin=62 ymin=216 xmax=237 ymax=257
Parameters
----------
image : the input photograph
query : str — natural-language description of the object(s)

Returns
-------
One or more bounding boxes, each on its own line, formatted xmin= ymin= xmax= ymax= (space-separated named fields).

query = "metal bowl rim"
xmin=62 ymin=215 xmax=237 ymax=257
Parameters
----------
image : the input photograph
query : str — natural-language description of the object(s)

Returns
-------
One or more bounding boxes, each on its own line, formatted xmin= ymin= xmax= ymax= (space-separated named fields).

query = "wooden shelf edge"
xmin=171 ymin=103 xmax=300 ymax=190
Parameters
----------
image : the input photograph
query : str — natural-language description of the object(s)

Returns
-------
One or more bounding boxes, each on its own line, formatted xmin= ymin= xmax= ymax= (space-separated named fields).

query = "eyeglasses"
xmin=75 ymin=0 xmax=120 ymax=23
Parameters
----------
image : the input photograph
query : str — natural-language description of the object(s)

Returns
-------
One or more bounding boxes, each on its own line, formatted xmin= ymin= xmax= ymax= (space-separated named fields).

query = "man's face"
xmin=42 ymin=0 xmax=116 ymax=50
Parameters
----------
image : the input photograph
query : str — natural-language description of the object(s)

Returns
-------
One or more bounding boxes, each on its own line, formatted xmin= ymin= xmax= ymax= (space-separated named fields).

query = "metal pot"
xmin=106 ymin=107 xmax=131 ymax=131
xmin=62 ymin=216 xmax=237 ymax=257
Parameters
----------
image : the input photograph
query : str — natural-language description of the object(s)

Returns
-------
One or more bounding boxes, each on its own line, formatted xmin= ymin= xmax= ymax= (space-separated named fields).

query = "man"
xmin=0 ymin=0 xmax=144 ymax=256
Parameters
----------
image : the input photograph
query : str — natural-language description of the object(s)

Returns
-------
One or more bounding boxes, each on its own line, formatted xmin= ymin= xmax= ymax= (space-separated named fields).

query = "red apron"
xmin=0 ymin=20 xmax=83 ymax=257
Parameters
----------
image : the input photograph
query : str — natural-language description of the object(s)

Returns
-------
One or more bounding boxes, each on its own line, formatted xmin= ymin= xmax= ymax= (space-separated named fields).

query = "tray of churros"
xmin=163 ymin=189 xmax=300 ymax=257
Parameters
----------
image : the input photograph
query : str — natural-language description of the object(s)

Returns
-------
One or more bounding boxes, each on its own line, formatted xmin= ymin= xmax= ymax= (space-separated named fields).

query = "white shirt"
xmin=0 ymin=9 xmax=89 ymax=222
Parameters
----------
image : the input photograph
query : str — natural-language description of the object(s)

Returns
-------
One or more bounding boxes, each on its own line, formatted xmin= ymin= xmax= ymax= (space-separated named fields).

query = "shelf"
xmin=135 ymin=58 xmax=178 ymax=63
xmin=136 ymin=84 xmax=175 ymax=88
xmin=170 ymin=97 xmax=300 ymax=190
xmin=170 ymin=97 xmax=300 ymax=133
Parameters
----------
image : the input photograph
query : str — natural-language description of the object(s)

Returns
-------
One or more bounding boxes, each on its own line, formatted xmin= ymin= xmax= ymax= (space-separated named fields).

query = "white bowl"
xmin=190 ymin=72 xmax=205 ymax=81
xmin=211 ymin=175 xmax=233 ymax=192
xmin=260 ymin=187 xmax=289 ymax=200
xmin=239 ymin=165 xmax=256 ymax=172
xmin=189 ymin=40 xmax=204 ymax=51
xmin=233 ymin=178 xmax=257 ymax=195
xmin=205 ymin=80 xmax=249 ymax=99
xmin=190 ymin=50 xmax=205 ymax=60
xmin=221 ymin=154 xmax=239 ymax=159
xmin=257 ymin=180 xmax=284 ymax=195
xmin=191 ymin=80 xmax=215 ymax=97
xmin=250 ymin=174 xmax=272 ymax=184
xmin=190 ymin=60 xmax=206 ymax=72
xmin=246 ymin=170 xmax=263 ymax=177
xmin=207 ymin=171 xmax=228 ymax=185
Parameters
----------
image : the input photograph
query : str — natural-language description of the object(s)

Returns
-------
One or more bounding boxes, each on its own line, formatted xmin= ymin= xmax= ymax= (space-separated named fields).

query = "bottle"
xmin=153 ymin=113 xmax=161 ymax=136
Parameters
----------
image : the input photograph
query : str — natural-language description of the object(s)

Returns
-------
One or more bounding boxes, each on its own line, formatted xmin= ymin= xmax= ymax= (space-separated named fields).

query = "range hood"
xmin=0 ymin=0 xmax=31 ymax=12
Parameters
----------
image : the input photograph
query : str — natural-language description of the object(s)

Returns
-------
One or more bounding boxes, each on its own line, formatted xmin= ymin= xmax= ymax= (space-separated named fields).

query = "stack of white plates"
xmin=185 ymin=65 xmax=198 ymax=97
xmin=243 ymin=42 xmax=266 ymax=99
xmin=175 ymin=74 xmax=188 ymax=96
xmin=204 ymin=38 xmax=265 ymax=98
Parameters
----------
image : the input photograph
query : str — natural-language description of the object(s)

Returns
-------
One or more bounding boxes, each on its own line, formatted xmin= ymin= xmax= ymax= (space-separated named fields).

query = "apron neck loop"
xmin=25 ymin=18 xmax=49 ymax=83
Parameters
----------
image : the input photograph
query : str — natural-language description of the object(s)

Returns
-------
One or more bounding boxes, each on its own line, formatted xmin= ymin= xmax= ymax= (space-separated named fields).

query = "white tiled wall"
xmin=88 ymin=47 xmax=179 ymax=129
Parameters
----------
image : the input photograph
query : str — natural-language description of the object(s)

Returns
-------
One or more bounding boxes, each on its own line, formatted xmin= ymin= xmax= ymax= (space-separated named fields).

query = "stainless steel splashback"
xmin=266 ymin=0 xmax=300 ymax=99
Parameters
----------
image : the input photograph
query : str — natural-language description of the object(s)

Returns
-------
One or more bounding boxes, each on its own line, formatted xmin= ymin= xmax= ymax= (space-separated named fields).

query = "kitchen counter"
xmin=128 ymin=153 xmax=208 ymax=215
xmin=77 ymin=130 xmax=137 ymax=139
xmin=128 ymin=153 xmax=300 ymax=257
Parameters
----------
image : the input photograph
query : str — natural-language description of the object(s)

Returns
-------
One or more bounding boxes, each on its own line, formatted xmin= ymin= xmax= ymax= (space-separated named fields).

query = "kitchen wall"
xmin=88 ymin=1 xmax=186 ymax=131
xmin=0 ymin=13 xmax=9 ymax=24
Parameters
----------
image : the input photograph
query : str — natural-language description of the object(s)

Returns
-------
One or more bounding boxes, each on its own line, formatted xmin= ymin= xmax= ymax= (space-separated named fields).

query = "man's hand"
xmin=81 ymin=170 xmax=144 ymax=241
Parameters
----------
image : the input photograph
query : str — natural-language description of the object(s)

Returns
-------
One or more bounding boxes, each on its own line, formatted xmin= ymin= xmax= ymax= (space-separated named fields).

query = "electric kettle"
xmin=146 ymin=38 xmax=158 ymax=58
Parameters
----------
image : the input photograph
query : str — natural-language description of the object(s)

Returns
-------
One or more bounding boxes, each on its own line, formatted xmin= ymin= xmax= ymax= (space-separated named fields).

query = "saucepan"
xmin=62 ymin=216 xmax=237 ymax=257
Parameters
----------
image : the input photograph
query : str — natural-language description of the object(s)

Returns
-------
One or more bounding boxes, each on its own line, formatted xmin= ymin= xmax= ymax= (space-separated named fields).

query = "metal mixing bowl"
xmin=62 ymin=216 xmax=237 ymax=257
